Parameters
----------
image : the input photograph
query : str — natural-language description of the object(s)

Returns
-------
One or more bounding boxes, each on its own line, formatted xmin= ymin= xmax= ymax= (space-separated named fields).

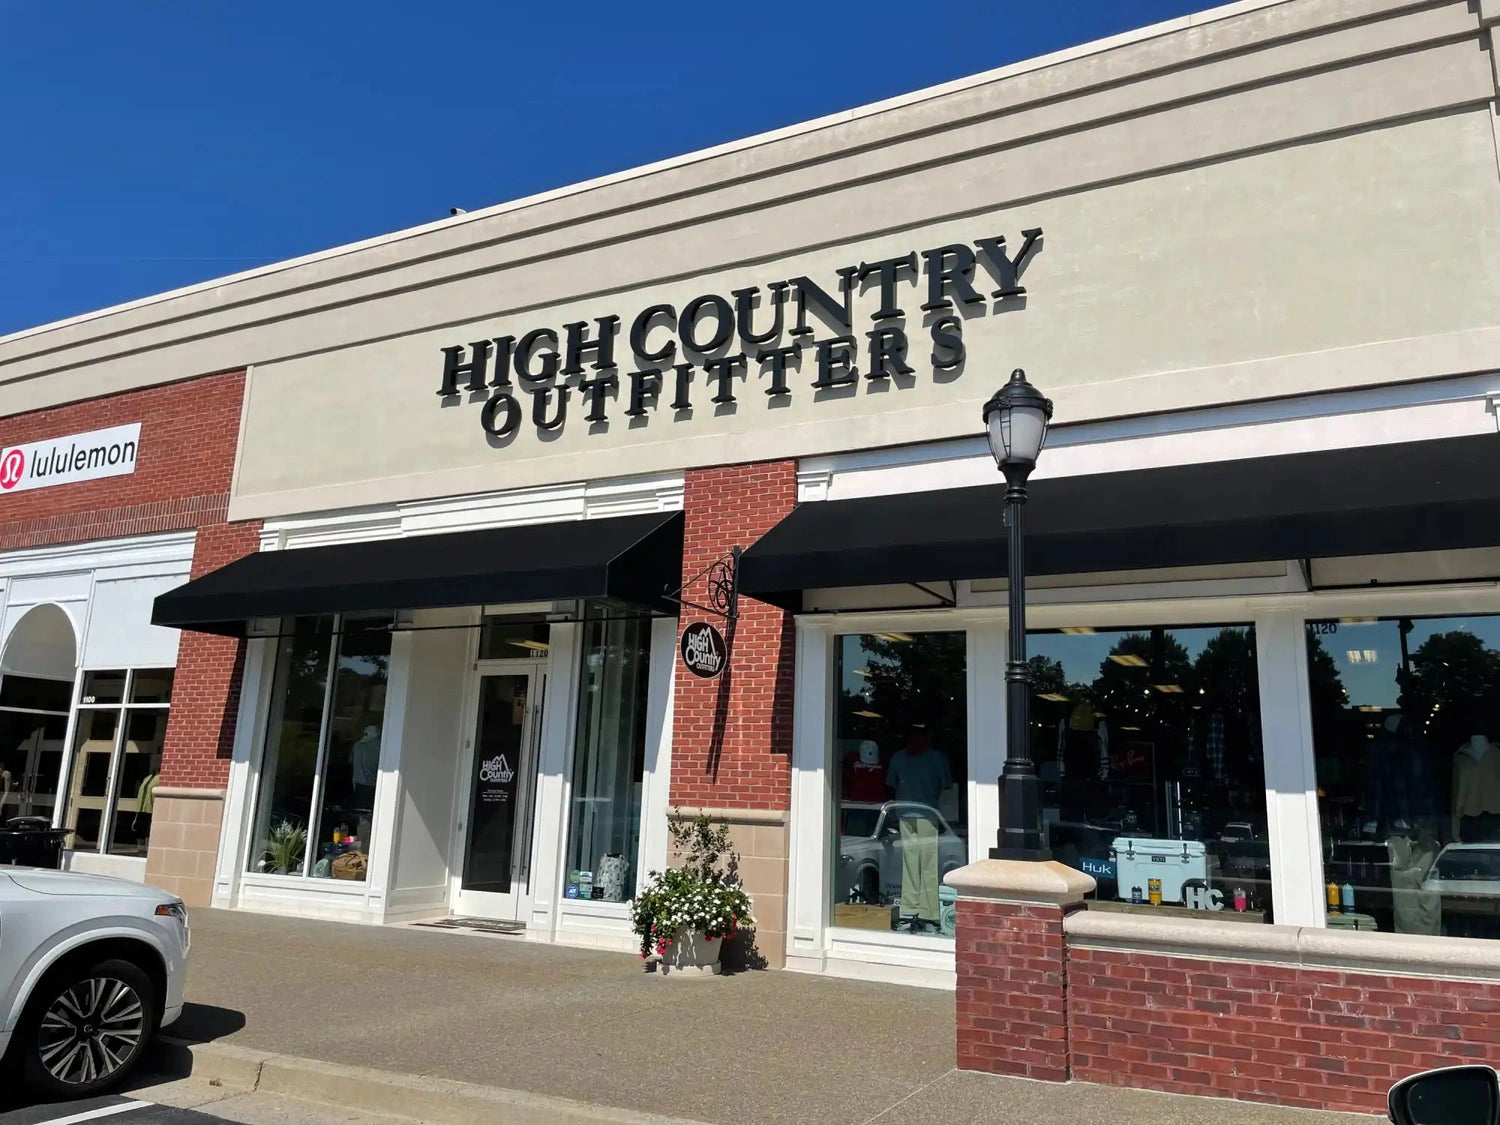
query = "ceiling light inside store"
xmin=1154 ymin=684 xmax=1184 ymax=694
xmin=1109 ymin=654 xmax=1148 ymax=667
xmin=855 ymin=667 xmax=871 ymax=677
xmin=1060 ymin=627 xmax=1095 ymax=635
xmin=1339 ymin=617 xmax=1376 ymax=624
xmin=853 ymin=710 xmax=882 ymax=719
xmin=1359 ymin=705 xmax=1384 ymax=713
xmin=875 ymin=632 xmax=914 ymax=643
xmin=1121 ymin=725 xmax=1142 ymax=731
xmin=509 ymin=640 xmax=550 ymax=651
xmin=1038 ymin=692 xmax=1069 ymax=702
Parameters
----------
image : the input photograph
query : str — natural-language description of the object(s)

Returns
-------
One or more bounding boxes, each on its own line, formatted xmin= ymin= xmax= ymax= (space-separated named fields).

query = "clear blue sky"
xmin=0 ymin=0 xmax=1209 ymax=337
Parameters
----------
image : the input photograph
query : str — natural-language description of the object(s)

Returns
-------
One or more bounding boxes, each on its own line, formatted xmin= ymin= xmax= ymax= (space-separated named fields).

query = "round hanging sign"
xmin=680 ymin=621 xmax=728 ymax=679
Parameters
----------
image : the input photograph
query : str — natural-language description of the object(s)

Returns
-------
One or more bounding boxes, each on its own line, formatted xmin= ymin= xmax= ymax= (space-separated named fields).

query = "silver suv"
xmin=0 ymin=867 xmax=189 ymax=1096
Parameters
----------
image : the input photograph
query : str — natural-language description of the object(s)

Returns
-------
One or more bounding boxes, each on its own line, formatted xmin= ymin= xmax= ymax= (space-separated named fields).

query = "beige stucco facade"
xmin=4 ymin=0 xmax=1500 ymax=522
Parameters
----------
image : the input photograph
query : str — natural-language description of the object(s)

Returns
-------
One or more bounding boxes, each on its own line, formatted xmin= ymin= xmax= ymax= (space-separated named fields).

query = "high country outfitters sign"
xmin=436 ymin=229 xmax=1042 ymax=439
xmin=0 ymin=424 xmax=141 ymax=494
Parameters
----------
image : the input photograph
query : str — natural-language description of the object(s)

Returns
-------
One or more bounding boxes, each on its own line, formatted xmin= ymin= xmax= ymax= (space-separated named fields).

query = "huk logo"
xmin=479 ymin=755 xmax=515 ymax=784
xmin=0 ymin=423 xmax=141 ymax=495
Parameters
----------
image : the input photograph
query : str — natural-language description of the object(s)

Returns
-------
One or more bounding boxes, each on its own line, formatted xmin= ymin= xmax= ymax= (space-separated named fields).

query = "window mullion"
xmin=303 ymin=619 xmax=342 ymax=878
xmin=99 ymin=670 xmax=133 ymax=855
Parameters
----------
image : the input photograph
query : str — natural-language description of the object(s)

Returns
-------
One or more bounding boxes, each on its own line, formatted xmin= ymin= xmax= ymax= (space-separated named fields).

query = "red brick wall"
xmin=669 ymin=461 xmax=797 ymax=810
xmin=0 ymin=370 xmax=243 ymax=551
xmin=158 ymin=521 xmax=262 ymax=788
xmin=956 ymin=899 xmax=1072 ymax=1081
xmin=1068 ymin=947 xmax=1495 ymax=1114
xmin=0 ymin=369 xmax=254 ymax=789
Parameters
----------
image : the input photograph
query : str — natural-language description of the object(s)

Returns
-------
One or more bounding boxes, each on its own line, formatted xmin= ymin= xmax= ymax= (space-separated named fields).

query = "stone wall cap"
xmin=945 ymin=859 xmax=1096 ymax=904
xmin=1066 ymin=909 xmax=1301 ymax=957
xmin=1066 ymin=908 xmax=1500 ymax=978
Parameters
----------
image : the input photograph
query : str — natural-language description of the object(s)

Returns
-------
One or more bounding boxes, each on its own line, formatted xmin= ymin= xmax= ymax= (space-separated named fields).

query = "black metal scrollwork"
xmin=663 ymin=545 xmax=741 ymax=623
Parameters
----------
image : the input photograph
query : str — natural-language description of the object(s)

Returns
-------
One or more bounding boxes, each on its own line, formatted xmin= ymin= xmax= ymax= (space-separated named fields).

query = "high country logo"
xmin=479 ymin=755 xmax=515 ymax=784
xmin=0 ymin=423 xmax=141 ymax=494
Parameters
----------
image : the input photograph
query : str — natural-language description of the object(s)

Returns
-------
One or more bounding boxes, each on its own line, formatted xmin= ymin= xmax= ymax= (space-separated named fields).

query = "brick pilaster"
xmin=950 ymin=859 xmax=1096 ymax=1082
xmin=158 ymin=520 xmax=262 ymax=789
xmin=669 ymin=460 xmax=797 ymax=811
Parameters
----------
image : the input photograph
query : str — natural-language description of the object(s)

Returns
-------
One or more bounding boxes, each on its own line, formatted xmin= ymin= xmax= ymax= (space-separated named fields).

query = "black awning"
xmin=739 ymin=434 xmax=1500 ymax=610
xmin=153 ymin=510 xmax=684 ymax=636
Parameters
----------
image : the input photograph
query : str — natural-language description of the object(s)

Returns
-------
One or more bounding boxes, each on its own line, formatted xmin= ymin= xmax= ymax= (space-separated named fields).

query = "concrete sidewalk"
xmin=173 ymin=909 xmax=1370 ymax=1125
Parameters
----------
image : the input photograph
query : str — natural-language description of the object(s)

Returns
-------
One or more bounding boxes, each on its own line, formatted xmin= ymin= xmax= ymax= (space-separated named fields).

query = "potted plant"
xmin=262 ymin=820 xmax=307 ymax=875
xmin=631 ymin=811 xmax=754 ymax=976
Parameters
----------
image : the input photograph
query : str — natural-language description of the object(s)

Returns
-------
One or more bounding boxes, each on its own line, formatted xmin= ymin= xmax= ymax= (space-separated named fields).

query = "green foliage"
xmin=630 ymin=810 xmax=755 ymax=958
xmin=263 ymin=819 xmax=307 ymax=874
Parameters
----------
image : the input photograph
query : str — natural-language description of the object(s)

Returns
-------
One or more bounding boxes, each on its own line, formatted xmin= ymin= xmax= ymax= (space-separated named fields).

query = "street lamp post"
xmin=983 ymin=368 xmax=1054 ymax=861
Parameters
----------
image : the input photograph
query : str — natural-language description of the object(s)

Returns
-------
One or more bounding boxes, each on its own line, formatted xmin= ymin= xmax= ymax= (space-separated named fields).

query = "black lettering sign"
xmin=435 ymin=228 xmax=1042 ymax=440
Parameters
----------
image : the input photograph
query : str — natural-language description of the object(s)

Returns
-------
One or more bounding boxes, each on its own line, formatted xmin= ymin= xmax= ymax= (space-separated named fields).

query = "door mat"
xmin=413 ymin=916 xmax=527 ymax=936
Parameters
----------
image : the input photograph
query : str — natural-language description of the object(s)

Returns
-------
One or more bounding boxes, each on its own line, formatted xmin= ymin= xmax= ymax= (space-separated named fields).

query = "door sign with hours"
xmin=680 ymin=622 xmax=727 ymax=679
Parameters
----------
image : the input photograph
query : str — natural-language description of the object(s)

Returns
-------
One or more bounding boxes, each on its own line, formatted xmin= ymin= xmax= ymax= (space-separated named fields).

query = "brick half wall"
xmin=952 ymin=862 xmax=1500 ymax=1116
xmin=1068 ymin=947 xmax=1495 ymax=1114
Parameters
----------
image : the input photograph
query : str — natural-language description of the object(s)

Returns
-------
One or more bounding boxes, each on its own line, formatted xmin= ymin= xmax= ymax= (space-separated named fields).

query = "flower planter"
xmin=657 ymin=930 xmax=723 ymax=977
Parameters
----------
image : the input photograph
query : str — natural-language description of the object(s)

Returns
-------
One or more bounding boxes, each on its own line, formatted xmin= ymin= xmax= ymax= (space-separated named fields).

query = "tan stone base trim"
xmin=145 ymin=792 xmax=226 ymax=908
xmin=666 ymin=807 xmax=788 ymax=967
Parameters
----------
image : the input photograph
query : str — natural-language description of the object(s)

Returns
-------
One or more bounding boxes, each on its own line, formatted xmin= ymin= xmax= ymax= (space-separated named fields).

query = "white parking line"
xmin=31 ymin=1102 xmax=151 ymax=1125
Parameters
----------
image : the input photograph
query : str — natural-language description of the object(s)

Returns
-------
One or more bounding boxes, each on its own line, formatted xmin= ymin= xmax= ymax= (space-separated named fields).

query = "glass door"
xmin=454 ymin=669 xmax=544 ymax=922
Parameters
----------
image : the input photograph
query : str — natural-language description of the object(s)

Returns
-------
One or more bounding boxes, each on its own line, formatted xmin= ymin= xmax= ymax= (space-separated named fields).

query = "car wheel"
xmin=858 ymin=866 xmax=881 ymax=905
xmin=21 ymin=958 xmax=156 ymax=1097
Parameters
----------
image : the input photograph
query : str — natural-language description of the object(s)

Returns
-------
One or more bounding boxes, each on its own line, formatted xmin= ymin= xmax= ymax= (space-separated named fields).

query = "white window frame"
xmin=242 ymin=614 xmax=394 ymax=885
xmin=54 ymin=666 xmax=173 ymax=858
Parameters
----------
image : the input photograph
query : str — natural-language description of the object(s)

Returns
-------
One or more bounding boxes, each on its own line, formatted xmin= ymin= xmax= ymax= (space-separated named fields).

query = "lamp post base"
xmin=990 ymin=769 xmax=1047 ymax=861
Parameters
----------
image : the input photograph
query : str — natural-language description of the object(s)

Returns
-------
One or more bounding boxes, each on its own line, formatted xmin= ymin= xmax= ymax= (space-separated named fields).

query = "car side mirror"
xmin=1390 ymin=1066 xmax=1500 ymax=1125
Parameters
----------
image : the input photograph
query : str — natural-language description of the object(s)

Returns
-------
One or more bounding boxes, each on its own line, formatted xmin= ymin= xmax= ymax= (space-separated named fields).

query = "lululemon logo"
xmin=0 ymin=449 xmax=24 ymax=491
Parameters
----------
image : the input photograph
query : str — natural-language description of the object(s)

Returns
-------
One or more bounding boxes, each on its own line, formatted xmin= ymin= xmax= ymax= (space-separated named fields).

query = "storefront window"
xmin=249 ymin=615 xmax=391 ymax=880
xmin=0 ymin=676 xmax=69 ymax=824
xmin=563 ymin=614 xmax=650 ymax=903
xmin=831 ymin=632 xmax=968 ymax=940
xmin=1308 ymin=613 xmax=1500 ymax=938
xmin=61 ymin=669 xmax=173 ymax=856
xmin=1031 ymin=624 xmax=1272 ymax=921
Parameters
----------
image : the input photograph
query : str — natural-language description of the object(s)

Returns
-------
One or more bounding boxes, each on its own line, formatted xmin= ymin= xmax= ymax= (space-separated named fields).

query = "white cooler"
xmin=1112 ymin=836 xmax=1215 ymax=904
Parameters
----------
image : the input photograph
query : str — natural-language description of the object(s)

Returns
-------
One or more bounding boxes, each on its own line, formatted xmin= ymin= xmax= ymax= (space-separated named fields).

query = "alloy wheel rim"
xmin=37 ymin=977 xmax=145 ymax=1086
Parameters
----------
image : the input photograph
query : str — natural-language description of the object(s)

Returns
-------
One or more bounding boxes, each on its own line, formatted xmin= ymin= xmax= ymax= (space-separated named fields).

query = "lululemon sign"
xmin=680 ymin=622 xmax=727 ymax=679
xmin=0 ymin=424 xmax=141 ymax=494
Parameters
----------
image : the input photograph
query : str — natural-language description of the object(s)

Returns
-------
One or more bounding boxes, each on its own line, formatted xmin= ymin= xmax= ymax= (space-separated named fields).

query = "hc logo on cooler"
xmin=0 ymin=448 xmax=25 ymax=491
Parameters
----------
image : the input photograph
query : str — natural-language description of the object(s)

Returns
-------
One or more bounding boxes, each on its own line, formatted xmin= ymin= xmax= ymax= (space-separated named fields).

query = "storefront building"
xmin=8 ymin=0 xmax=1500 ymax=1105
xmin=0 ymin=368 xmax=249 ymax=895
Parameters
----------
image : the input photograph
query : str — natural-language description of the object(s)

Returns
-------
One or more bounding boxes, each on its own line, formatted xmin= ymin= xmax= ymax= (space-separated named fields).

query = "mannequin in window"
xmin=1058 ymin=701 xmax=1108 ymax=819
xmin=1388 ymin=822 xmax=1441 ymax=936
xmin=1452 ymin=734 xmax=1500 ymax=842
xmin=887 ymin=729 xmax=952 ymax=933
xmin=841 ymin=740 xmax=886 ymax=804
xmin=1367 ymin=713 xmax=1439 ymax=836
xmin=352 ymin=725 xmax=381 ymax=808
